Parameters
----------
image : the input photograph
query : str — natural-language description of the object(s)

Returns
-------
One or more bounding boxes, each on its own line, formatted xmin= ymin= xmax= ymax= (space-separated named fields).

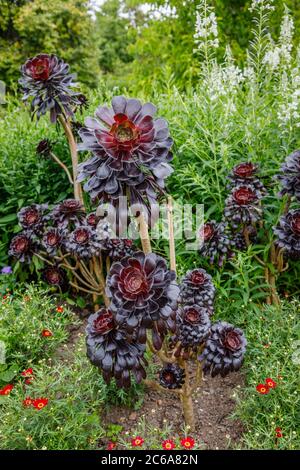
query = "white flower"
xmin=194 ymin=1 xmax=219 ymax=51
xmin=263 ymin=48 xmax=281 ymax=69
xmin=249 ymin=0 xmax=275 ymax=13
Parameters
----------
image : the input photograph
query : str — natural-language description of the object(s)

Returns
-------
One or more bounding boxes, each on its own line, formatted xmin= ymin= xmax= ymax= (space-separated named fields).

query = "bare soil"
xmin=102 ymin=371 xmax=244 ymax=450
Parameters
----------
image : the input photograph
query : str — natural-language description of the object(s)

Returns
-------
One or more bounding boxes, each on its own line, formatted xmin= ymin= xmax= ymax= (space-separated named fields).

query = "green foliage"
xmin=0 ymin=338 xmax=106 ymax=450
xmin=0 ymin=0 xmax=100 ymax=87
xmin=0 ymin=284 xmax=79 ymax=383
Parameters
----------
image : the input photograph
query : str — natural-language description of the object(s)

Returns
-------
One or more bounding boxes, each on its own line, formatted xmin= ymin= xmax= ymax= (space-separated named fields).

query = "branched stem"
xmin=50 ymin=152 xmax=74 ymax=185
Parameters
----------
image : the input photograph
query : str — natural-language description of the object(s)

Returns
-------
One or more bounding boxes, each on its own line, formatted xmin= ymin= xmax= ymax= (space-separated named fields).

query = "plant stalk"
xmin=58 ymin=115 xmax=83 ymax=203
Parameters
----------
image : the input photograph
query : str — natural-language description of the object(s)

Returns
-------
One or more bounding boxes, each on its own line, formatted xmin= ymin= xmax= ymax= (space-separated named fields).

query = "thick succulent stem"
xmin=138 ymin=212 xmax=152 ymax=255
xmin=58 ymin=115 xmax=83 ymax=203
xmin=167 ymin=196 xmax=176 ymax=272
xmin=93 ymin=255 xmax=110 ymax=308
xmin=180 ymin=362 xmax=195 ymax=432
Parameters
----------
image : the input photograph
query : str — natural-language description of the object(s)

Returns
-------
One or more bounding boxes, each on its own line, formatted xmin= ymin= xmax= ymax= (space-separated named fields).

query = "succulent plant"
xmin=106 ymin=251 xmax=179 ymax=349
xmin=159 ymin=363 xmax=185 ymax=390
xmin=277 ymin=150 xmax=300 ymax=201
xmin=224 ymin=185 xmax=263 ymax=229
xmin=273 ymin=209 xmax=300 ymax=259
xmin=8 ymin=232 xmax=37 ymax=263
xmin=176 ymin=305 xmax=211 ymax=349
xmin=17 ymin=204 xmax=48 ymax=233
xmin=179 ymin=268 xmax=215 ymax=313
xmin=86 ymin=308 xmax=147 ymax=388
xmin=65 ymin=225 xmax=102 ymax=258
xmin=42 ymin=228 xmax=65 ymax=256
xmin=19 ymin=54 xmax=80 ymax=122
xmin=227 ymin=162 xmax=265 ymax=193
xmin=78 ymin=96 xmax=173 ymax=208
xmin=51 ymin=199 xmax=85 ymax=228
xmin=101 ymin=238 xmax=136 ymax=261
xmin=199 ymin=221 xmax=232 ymax=266
xmin=41 ymin=265 xmax=67 ymax=288
xmin=200 ymin=321 xmax=247 ymax=378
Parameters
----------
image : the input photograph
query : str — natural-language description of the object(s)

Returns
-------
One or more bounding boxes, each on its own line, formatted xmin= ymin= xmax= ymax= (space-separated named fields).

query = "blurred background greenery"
xmin=1 ymin=0 xmax=300 ymax=92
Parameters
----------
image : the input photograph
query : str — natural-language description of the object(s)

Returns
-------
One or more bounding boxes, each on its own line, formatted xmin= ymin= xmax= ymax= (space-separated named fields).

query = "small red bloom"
xmin=25 ymin=377 xmax=34 ymax=385
xmin=275 ymin=427 xmax=282 ymax=432
xmin=276 ymin=431 xmax=283 ymax=438
xmin=23 ymin=397 xmax=33 ymax=407
xmin=106 ymin=442 xmax=116 ymax=450
xmin=265 ymin=378 xmax=277 ymax=389
xmin=180 ymin=437 xmax=195 ymax=449
xmin=131 ymin=436 xmax=144 ymax=447
xmin=32 ymin=398 xmax=48 ymax=410
xmin=56 ymin=306 xmax=64 ymax=313
xmin=21 ymin=368 xmax=33 ymax=377
xmin=0 ymin=384 xmax=14 ymax=395
xmin=162 ymin=439 xmax=176 ymax=450
xmin=42 ymin=329 xmax=53 ymax=337
xmin=256 ymin=384 xmax=270 ymax=394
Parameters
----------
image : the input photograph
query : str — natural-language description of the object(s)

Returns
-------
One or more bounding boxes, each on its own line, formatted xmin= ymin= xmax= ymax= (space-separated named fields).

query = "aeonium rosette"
xmin=273 ymin=209 xmax=300 ymax=259
xmin=77 ymin=96 xmax=174 ymax=212
xmin=19 ymin=54 xmax=80 ymax=122
xmin=106 ymin=251 xmax=179 ymax=350
xmin=224 ymin=185 xmax=263 ymax=228
xmin=86 ymin=308 xmax=147 ymax=388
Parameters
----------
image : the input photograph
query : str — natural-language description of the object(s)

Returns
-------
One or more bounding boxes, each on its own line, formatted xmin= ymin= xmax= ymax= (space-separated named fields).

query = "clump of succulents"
xmin=199 ymin=162 xmax=265 ymax=266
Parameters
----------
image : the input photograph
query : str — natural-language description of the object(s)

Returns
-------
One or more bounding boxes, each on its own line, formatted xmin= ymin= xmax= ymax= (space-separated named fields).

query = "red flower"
xmin=106 ymin=441 xmax=116 ymax=450
xmin=32 ymin=398 xmax=48 ymax=410
xmin=180 ymin=437 xmax=195 ymax=449
xmin=162 ymin=439 xmax=176 ymax=450
xmin=256 ymin=384 xmax=270 ymax=394
xmin=276 ymin=430 xmax=283 ymax=438
xmin=56 ymin=306 xmax=64 ymax=313
xmin=131 ymin=436 xmax=144 ymax=447
xmin=42 ymin=329 xmax=53 ymax=337
xmin=25 ymin=377 xmax=34 ymax=385
xmin=23 ymin=397 xmax=33 ymax=407
xmin=21 ymin=368 xmax=33 ymax=377
xmin=265 ymin=378 xmax=277 ymax=389
xmin=0 ymin=384 xmax=14 ymax=395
